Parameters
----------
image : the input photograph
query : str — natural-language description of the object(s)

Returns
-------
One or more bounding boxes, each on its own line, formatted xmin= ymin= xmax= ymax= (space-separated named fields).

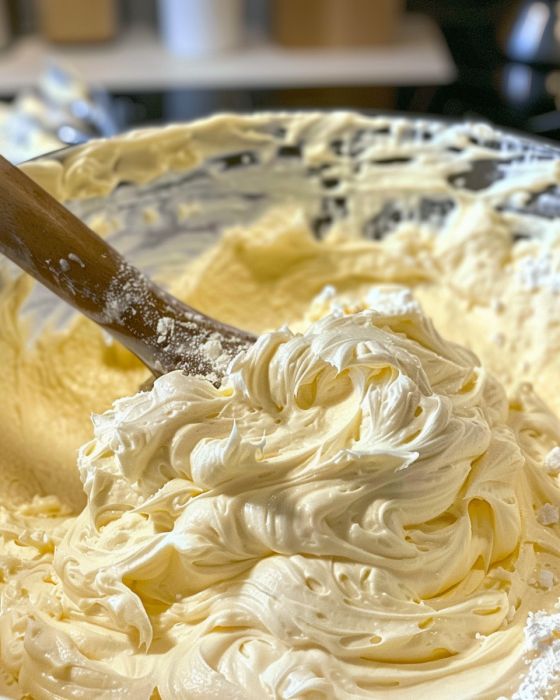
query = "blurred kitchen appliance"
xmin=498 ymin=0 xmax=560 ymax=134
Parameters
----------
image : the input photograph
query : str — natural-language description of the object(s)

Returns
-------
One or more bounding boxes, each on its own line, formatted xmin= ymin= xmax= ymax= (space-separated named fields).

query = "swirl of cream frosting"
xmin=4 ymin=294 xmax=558 ymax=698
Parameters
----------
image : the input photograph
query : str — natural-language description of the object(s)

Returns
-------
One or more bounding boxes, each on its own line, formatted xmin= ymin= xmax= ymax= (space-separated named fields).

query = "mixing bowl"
xmin=2 ymin=111 xmax=560 ymax=699
xmin=13 ymin=111 xmax=560 ymax=334
xmin=1 ymin=110 xmax=559 ymax=508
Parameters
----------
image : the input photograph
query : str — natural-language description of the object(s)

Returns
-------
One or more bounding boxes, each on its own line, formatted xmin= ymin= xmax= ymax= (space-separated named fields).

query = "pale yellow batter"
xmin=0 ymin=113 xmax=560 ymax=699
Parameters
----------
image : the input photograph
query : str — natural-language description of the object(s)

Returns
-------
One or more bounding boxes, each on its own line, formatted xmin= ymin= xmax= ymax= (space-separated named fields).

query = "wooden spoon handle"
xmin=0 ymin=154 xmax=254 ymax=378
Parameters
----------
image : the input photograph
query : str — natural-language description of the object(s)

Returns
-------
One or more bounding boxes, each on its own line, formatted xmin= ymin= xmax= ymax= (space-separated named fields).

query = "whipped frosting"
xmin=2 ymin=296 xmax=560 ymax=698
xmin=1 ymin=112 xmax=560 ymax=698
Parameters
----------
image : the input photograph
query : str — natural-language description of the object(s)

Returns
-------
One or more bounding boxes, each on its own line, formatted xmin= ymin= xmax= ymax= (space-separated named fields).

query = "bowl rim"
xmin=20 ymin=108 xmax=560 ymax=168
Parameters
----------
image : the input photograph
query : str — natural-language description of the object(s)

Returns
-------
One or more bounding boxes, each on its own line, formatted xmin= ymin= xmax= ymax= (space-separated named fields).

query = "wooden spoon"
xmin=0 ymin=154 xmax=255 ymax=382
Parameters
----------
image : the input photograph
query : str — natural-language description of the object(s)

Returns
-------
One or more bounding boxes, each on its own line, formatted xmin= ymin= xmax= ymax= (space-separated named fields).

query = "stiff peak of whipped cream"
xmin=2 ymin=295 xmax=560 ymax=699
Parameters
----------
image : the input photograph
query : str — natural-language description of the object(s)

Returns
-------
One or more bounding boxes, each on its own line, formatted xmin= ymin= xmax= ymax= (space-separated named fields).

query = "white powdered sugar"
xmin=537 ymin=503 xmax=560 ymax=526
xmin=201 ymin=337 xmax=223 ymax=361
xmin=545 ymin=447 xmax=560 ymax=474
xmin=156 ymin=316 xmax=175 ymax=344
xmin=513 ymin=609 xmax=560 ymax=699
xmin=201 ymin=332 xmax=232 ymax=375
xmin=517 ymin=253 xmax=560 ymax=294
xmin=104 ymin=266 xmax=148 ymax=323
xmin=365 ymin=286 xmax=421 ymax=317
xmin=310 ymin=284 xmax=346 ymax=318
xmin=308 ymin=285 xmax=421 ymax=323
xmin=539 ymin=569 xmax=555 ymax=590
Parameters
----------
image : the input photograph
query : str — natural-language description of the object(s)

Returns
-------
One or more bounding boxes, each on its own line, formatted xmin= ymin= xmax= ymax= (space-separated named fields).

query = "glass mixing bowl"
xmin=9 ymin=110 xmax=560 ymax=337
xmin=1 ymin=111 xmax=559 ymax=699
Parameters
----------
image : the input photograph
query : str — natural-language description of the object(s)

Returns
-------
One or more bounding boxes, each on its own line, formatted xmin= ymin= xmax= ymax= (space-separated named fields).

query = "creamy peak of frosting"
xmin=4 ymin=295 xmax=559 ymax=698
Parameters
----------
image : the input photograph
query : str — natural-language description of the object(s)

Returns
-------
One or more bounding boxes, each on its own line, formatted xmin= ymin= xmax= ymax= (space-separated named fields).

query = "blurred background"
xmin=1 ymin=0 xmax=560 ymax=161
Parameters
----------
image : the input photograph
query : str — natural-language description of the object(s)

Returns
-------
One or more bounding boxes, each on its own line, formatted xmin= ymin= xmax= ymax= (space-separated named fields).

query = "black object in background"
xmin=404 ymin=0 xmax=560 ymax=138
